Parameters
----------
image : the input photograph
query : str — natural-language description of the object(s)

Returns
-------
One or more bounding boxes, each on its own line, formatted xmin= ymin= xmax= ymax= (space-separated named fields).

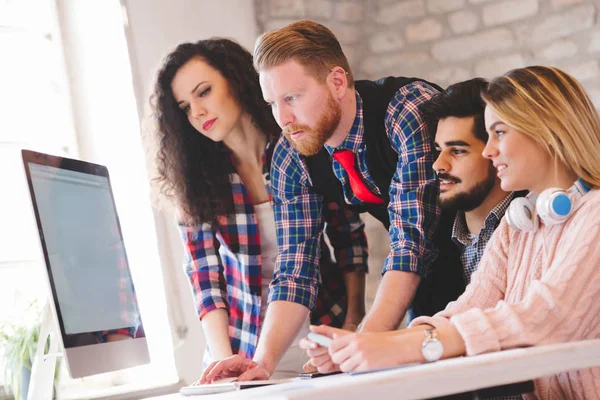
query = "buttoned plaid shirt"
xmin=270 ymin=82 xmax=440 ymax=312
xmin=179 ymin=137 xmax=368 ymax=359
xmin=452 ymin=193 xmax=515 ymax=285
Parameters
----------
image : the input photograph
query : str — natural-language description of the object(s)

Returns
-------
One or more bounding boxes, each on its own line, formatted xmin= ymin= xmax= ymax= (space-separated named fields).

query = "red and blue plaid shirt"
xmin=270 ymin=82 xmax=440 ymax=311
xmin=179 ymin=137 xmax=368 ymax=359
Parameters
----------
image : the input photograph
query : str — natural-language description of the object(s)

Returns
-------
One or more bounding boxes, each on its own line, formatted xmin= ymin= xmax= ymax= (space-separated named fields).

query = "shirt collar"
xmin=325 ymin=91 xmax=364 ymax=155
xmin=452 ymin=192 xmax=515 ymax=246
xmin=489 ymin=191 xmax=514 ymax=221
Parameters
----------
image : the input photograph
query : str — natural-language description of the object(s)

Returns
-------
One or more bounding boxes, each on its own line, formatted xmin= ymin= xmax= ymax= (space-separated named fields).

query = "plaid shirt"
xmin=180 ymin=138 xmax=367 ymax=359
xmin=270 ymin=82 xmax=439 ymax=311
xmin=452 ymin=193 xmax=514 ymax=285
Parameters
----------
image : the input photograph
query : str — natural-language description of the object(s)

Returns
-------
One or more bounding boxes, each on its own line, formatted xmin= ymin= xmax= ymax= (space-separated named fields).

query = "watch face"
xmin=422 ymin=340 xmax=443 ymax=362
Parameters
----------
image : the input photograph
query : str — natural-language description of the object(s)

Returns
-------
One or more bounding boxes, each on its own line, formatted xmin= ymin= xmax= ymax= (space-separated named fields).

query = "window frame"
xmin=0 ymin=0 xmax=180 ymax=397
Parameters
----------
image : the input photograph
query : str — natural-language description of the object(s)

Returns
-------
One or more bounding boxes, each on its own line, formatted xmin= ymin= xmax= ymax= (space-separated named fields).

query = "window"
xmin=0 ymin=0 xmax=76 ymax=387
xmin=0 ymin=0 xmax=178 ymax=396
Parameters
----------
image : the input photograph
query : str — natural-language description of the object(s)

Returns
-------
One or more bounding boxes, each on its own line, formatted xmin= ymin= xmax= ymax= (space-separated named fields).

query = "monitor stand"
xmin=27 ymin=303 xmax=61 ymax=400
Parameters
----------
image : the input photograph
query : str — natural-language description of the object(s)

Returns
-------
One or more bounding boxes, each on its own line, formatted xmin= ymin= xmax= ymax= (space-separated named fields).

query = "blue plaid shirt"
xmin=452 ymin=193 xmax=515 ymax=285
xmin=270 ymin=81 xmax=440 ymax=310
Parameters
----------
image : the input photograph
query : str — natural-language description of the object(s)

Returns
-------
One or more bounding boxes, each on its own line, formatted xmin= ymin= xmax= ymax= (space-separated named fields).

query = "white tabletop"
xmin=148 ymin=339 xmax=600 ymax=400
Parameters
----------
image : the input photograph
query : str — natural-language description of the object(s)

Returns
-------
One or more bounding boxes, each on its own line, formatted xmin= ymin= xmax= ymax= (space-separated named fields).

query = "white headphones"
xmin=506 ymin=179 xmax=591 ymax=232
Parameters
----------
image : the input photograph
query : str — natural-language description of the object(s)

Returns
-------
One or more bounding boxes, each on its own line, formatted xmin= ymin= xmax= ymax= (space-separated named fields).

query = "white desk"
xmin=148 ymin=339 xmax=600 ymax=400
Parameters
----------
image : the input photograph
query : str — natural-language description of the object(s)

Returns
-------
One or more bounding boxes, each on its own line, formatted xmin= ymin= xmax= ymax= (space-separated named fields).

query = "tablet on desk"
xmin=179 ymin=377 xmax=295 ymax=396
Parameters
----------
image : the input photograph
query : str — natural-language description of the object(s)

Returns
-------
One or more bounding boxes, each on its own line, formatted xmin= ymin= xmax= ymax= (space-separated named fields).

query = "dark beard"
xmin=439 ymin=164 xmax=496 ymax=212
xmin=283 ymin=94 xmax=341 ymax=156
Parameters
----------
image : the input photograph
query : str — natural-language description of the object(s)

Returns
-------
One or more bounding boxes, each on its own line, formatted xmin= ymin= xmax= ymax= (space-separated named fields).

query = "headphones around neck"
xmin=506 ymin=179 xmax=591 ymax=232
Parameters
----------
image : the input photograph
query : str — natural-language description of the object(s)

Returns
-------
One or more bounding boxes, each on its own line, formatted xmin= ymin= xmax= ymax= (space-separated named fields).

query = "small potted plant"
xmin=0 ymin=301 xmax=44 ymax=400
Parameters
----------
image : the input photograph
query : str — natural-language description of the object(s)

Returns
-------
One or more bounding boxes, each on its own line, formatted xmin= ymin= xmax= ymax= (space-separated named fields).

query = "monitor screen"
xmin=22 ymin=150 xmax=149 ymax=377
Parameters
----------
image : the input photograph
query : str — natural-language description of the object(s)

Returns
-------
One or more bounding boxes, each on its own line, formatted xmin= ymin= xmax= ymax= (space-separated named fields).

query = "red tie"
xmin=332 ymin=149 xmax=384 ymax=204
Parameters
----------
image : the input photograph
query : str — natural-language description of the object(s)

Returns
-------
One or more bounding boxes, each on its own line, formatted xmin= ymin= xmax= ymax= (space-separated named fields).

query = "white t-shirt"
xmin=254 ymin=202 xmax=310 ymax=377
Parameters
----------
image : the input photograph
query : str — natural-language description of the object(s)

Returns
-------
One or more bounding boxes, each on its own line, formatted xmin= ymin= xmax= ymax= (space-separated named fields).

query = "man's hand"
xmin=200 ymin=355 xmax=270 ymax=384
xmin=299 ymin=325 xmax=352 ymax=374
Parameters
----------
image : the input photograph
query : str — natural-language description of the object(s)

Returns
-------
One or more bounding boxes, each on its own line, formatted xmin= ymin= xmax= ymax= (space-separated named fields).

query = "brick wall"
xmin=255 ymin=0 xmax=600 ymax=105
xmin=253 ymin=0 xmax=600 ymax=312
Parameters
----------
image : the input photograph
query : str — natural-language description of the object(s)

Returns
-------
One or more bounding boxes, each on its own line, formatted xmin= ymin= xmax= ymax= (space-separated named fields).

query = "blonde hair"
xmin=482 ymin=66 xmax=600 ymax=187
xmin=253 ymin=20 xmax=354 ymax=87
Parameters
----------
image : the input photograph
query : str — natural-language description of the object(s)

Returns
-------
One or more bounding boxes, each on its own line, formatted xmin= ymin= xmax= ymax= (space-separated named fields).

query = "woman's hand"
xmin=301 ymin=325 xmax=418 ymax=373
xmin=329 ymin=329 xmax=407 ymax=372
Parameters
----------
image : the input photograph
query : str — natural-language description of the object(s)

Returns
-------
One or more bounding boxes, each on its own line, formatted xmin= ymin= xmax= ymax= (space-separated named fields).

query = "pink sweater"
xmin=412 ymin=189 xmax=600 ymax=399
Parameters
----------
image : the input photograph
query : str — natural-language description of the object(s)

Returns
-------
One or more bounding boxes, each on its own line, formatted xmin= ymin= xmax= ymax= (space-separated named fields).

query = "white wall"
xmin=121 ymin=0 xmax=259 ymax=384
xmin=124 ymin=0 xmax=259 ymax=118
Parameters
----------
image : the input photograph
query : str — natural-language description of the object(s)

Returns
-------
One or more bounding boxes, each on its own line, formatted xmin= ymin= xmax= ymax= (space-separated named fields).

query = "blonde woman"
xmin=302 ymin=66 xmax=600 ymax=399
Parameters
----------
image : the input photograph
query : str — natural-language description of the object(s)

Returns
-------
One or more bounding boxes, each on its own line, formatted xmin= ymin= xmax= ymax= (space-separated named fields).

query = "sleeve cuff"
xmin=450 ymin=308 xmax=502 ymax=356
xmin=269 ymin=283 xmax=316 ymax=311
xmin=409 ymin=315 xmax=452 ymax=329
xmin=382 ymin=252 xmax=426 ymax=276
xmin=198 ymin=298 xmax=229 ymax=320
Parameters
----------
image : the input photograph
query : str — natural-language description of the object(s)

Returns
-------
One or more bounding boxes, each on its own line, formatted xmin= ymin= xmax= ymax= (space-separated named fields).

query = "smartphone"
xmin=307 ymin=332 xmax=332 ymax=347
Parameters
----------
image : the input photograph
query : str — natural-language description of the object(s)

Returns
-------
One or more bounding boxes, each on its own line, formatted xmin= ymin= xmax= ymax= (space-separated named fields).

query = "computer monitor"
xmin=21 ymin=149 xmax=150 ymax=382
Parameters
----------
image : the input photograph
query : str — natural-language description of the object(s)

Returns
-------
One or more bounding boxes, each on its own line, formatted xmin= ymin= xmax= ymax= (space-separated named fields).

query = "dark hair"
xmin=150 ymin=38 xmax=280 ymax=224
xmin=420 ymin=78 xmax=489 ymax=143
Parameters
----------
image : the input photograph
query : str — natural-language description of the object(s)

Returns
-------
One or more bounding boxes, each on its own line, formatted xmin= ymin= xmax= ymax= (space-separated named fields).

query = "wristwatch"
xmin=421 ymin=329 xmax=443 ymax=362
